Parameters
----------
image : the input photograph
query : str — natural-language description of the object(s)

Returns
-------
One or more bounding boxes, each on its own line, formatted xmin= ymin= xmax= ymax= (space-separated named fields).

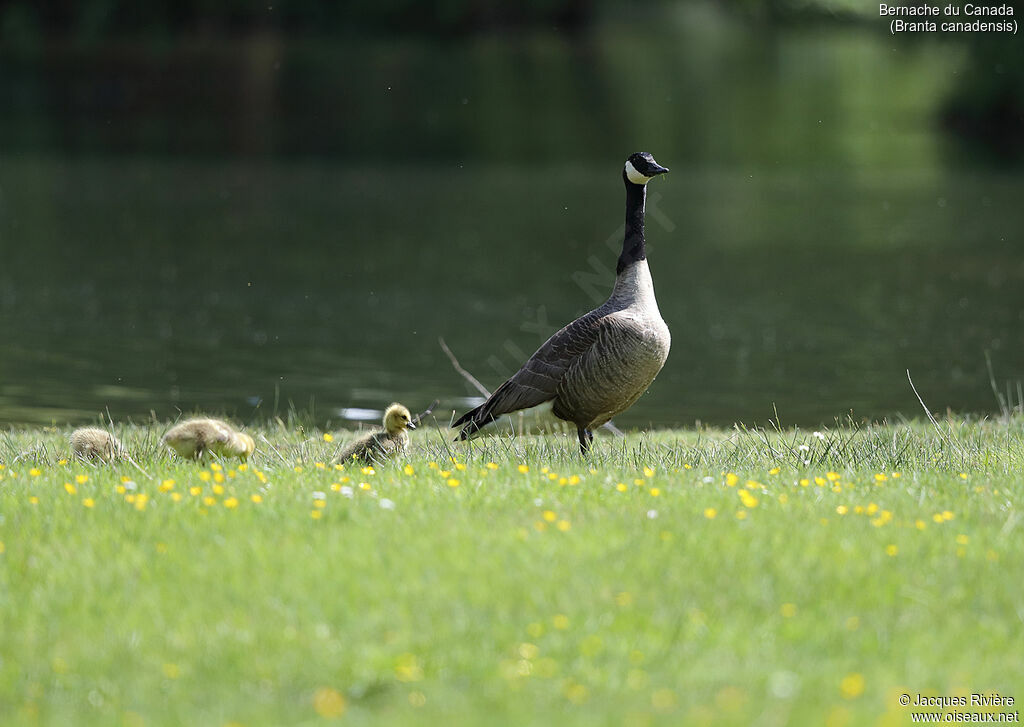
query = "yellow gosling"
xmin=70 ymin=427 xmax=123 ymax=462
xmin=161 ymin=418 xmax=255 ymax=461
xmin=333 ymin=403 xmax=415 ymax=465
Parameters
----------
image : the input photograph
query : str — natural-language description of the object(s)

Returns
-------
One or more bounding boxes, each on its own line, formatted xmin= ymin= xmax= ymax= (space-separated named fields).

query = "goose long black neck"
xmin=617 ymin=178 xmax=647 ymax=275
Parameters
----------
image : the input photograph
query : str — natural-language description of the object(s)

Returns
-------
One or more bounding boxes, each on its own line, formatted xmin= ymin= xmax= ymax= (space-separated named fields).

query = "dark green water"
xmin=1 ymin=12 xmax=1022 ymax=429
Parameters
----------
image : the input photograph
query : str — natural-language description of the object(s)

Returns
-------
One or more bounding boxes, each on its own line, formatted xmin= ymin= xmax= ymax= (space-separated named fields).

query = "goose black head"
xmin=623 ymin=152 xmax=670 ymax=186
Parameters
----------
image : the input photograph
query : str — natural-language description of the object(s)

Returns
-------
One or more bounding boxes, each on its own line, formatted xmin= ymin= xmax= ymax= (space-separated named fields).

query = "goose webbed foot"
xmin=577 ymin=427 xmax=594 ymax=456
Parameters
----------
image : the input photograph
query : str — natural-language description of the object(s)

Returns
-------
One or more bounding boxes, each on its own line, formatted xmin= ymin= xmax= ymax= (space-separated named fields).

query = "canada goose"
xmin=332 ymin=403 xmax=415 ymax=465
xmin=454 ymin=152 xmax=672 ymax=454
xmin=70 ymin=427 xmax=123 ymax=462
xmin=162 ymin=418 xmax=255 ymax=461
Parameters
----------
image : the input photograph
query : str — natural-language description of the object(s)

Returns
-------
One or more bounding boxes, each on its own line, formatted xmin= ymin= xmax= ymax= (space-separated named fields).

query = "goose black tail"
xmin=453 ymin=405 xmax=497 ymax=441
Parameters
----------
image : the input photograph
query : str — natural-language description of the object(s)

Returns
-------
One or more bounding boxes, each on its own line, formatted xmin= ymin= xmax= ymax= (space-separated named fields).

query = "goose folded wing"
xmin=457 ymin=310 xmax=606 ymax=425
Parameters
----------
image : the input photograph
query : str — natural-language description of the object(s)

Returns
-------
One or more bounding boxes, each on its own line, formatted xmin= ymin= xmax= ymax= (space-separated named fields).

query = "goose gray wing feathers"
xmin=453 ymin=307 xmax=607 ymax=436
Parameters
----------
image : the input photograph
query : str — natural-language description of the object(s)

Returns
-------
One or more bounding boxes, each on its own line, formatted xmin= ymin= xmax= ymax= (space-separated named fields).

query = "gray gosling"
xmin=70 ymin=427 xmax=124 ymax=462
xmin=162 ymin=418 xmax=255 ymax=461
xmin=333 ymin=403 xmax=415 ymax=465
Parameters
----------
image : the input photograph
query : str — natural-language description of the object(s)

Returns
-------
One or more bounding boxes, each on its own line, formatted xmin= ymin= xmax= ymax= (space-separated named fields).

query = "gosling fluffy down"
xmin=161 ymin=418 xmax=255 ymax=461
xmin=70 ymin=427 xmax=124 ymax=462
xmin=333 ymin=403 xmax=415 ymax=465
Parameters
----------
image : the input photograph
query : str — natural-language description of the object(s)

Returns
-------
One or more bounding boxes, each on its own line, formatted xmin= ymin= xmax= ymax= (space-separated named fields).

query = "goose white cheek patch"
xmin=624 ymin=160 xmax=652 ymax=185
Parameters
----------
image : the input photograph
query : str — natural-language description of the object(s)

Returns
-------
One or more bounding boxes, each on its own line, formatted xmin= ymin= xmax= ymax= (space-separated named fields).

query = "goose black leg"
xmin=577 ymin=427 xmax=594 ymax=455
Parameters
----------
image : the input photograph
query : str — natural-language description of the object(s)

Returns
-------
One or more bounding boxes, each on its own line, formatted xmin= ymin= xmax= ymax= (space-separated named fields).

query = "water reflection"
xmin=1 ymin=13 xmax=1021 ymax=428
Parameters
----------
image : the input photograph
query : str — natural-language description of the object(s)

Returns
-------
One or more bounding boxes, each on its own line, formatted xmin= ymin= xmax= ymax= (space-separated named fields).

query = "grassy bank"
xmin=1 ymin=416 xmax=1022 ymax=726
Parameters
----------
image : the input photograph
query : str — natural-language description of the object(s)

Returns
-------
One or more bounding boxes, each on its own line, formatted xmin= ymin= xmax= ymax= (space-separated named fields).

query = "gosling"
xmin=70 ymin=427 xmax=124 ymax=462
xmin=161 ymin=418 xmax=255 ymax=461
xmin=332 ymin=403 xmax=415 ymax=465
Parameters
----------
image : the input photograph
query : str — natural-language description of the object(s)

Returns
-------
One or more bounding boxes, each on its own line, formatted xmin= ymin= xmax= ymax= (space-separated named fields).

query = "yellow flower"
xmin=703 ymin=508 xmax=717 ymax=519
xmin=643 ymin=466 xmax=655 ymax=478
xmin=428 ymin=461 xmax=438 ymax=469
xmin=616 ymin=482 xmax=627 ymax=492
xmin=190 ymin=486 xmax=202 ymax=496
xmin=199 ymin=471 xmax=211 ymax=482
xmin=725 ymin=473 xmax=739 ymax=487
xmin=359 ymin=482 xmax=372 ymax=491
xmin=552 ymin=614 xmax=570 ymax=630
xmin=310 ymin=509 xmax=322 ymax=520
xmin=447 ymin=478 xmax=460 ymax=488
xmin=134 ymin=494 xmax=149 ymax=511
xmin=29 ymin=468 xmax=41 ymax=477
xmin=836 ymin=505 xmax=848 ymax=515
xmin=959 ymin=472 xmax=968 ymax=480
xmin=517 ymin=464 xmax=529 ymax=474
xmin=885 ymin=544 xmax=899 ymax=557
xmin=942 ymin=510 xmax=955 ymax=521
xmin=315 ymin=462 xmax=326 ymax=470
xmin=735 ymin=510 xmax=748 ymax=520
xmin=874 ymin=473 xmax=888 ymax=482
xmin=826 ymin=471 xmax=840 ymax=481
xmin=293 ymin=466 xmax=304 ymax=474
xmin=203 ymin=496 xmax=216 ymax=506
xmin=83 ymin=498 xmax=95 ymax=508
xmin=64 ymin=482 xmax=77 ymax=495
xmin=799 ymin=478 xmax=809 ymax=487
xmin=814 ymin=476 xmax=826 ymax=486
xmin=28 ymin=496 xmax=39 ymax=505
xmin=486 ymin=462 xmax=499 ymax=470
xmin=75 ymin=474 xmax=88 ymax=485
xmin=650 ymin=488 xmax=661 ymax=497
xmin=212 ymin=484 xmax=225 ymax=495
xmin=558 ymin=477 xmax=568 ymax=486
xmin=251 ymin=494 xmax=263 ymax=503
xmin=839 ymin=673 xmax=865 ymax=699
xmin=439 ymin=470 xmax=451 ymax=478
xmin=323 ymin=433 xmax=334 ymax=443
xmin=312 ymin=687 xmax=347 ymax=718
xmin=768 ymin=467 xmax=780 ymax=476
xmin=361 ymin=466 xmax=375 ymax=476
xmin=158 ymin=479 xmax=175 ymax=493
xmin=223 ymin=497 xmax=239 ymax=509
xmin=542 ymin=510 xmax=557 ymax=522
xmin=955 ymin=534 xmax=969 ymax=545
xmin=556 ymin=520 xmax=571 ymax=532
xmin=633 ymin=478 xmax=644 ymax=487
xmin=778 ymin=493 xmax=789 ymax=504
xmin=455 ymin=463 xmax=466 ymax=471
xmin=915 ymin=519 xmax=926 ymax=530
xmin=170 ymin=492 xmax=182 ymax=502
xmin=237 ymin=463 xmax=248 ymax=472
xmin=313 ymin=500 xmax=326 ymax=509
xmin=0 ymin=541 xmax=4 ymax=554
xmin=403 ymin=464 xmax=415 ymax=476
xmin=57 ymin=459 xmax=68 ymax=466
xmin=780 ymin=603 xmax=797 ymax=618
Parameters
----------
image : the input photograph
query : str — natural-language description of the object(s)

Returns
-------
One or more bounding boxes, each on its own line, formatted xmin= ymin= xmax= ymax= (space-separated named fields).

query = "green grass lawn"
xmin=1 ymin=416 xmax=1022 ymax=726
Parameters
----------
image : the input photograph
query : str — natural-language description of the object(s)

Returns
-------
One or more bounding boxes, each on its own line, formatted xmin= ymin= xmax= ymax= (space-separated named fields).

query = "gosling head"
xmin=383 ymin=403 xmax=415 ymax=435
xmin=624 ymin=152 xmax=670 ymax=186
xmin=236 ymin=432 xmax=256 ymax=460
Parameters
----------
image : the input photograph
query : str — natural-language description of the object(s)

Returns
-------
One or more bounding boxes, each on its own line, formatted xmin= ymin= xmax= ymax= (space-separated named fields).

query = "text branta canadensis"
xmin=162 ymin=418 xmax=255 ymax=461
xmin=70 ymin=427 xmax=124 ymax=462
xmin=332 ymin=403 xmax=415 ymax=465
xmin=454 ymin=152 xmax=672 ymax=454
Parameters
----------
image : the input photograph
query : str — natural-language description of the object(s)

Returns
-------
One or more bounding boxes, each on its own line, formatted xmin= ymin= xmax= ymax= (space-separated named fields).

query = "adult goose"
xmin=454 ymin=152 xmax=671 ymax=454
